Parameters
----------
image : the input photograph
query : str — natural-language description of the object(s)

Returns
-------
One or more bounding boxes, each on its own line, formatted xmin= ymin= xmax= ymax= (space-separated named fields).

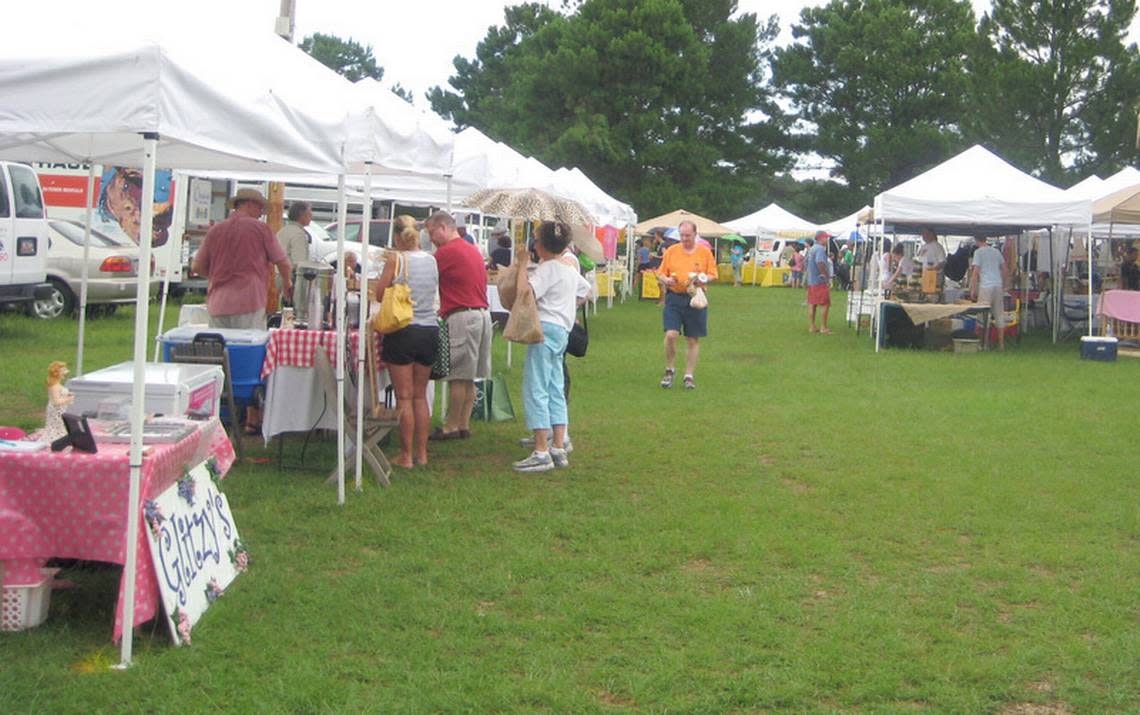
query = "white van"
xmin=0 ymin=161 xmax=51 ymax=307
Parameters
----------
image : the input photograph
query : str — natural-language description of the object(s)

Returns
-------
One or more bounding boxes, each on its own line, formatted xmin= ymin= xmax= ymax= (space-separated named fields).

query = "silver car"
xmin=29 ymin=220 xmax=159 ymax=319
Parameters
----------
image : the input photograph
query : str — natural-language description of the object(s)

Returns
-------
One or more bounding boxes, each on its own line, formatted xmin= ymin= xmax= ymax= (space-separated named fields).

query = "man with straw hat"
xmin=192 ymin=187 xmax=293 ymax=330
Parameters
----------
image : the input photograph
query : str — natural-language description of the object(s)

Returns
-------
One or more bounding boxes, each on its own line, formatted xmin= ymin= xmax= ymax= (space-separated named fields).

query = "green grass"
xmin=0 ymin=288 xmax=1137 ymax=713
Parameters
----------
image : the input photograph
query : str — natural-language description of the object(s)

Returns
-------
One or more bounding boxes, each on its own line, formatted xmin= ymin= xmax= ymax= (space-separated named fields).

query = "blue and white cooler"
xmin=160 ymin=327 xmax=270 ymax=403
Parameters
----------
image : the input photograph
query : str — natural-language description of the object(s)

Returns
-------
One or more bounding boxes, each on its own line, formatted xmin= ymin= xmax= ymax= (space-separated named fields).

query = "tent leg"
xmin=335 ymin=174 xmax=348 ymax=505
xmin=119 ymin=133 xmax=159 ymax=670
xmin=76 ymin=160 xmax=96 ymax=377
xmin=356 ymin=164 xmax=374 ymax=492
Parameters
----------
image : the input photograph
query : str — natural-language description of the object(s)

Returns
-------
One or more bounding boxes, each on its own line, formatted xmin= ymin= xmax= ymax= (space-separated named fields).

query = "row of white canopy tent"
xmin=865 ymin=145 xmax=1093 ymax=349
xmin=0 ymin=10 xmax=528 ymax=667
xmin=724 ymin=203 xmax=871 ymax=241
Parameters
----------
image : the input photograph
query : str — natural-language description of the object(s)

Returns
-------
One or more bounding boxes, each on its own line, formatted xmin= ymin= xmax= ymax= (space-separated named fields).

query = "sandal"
xmin=428 ymin=427 xmax=462 ymax=442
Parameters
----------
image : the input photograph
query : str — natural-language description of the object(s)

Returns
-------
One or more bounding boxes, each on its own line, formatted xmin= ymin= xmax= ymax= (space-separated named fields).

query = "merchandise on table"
xmin=67 ymin=361 xmax=224 ymax=419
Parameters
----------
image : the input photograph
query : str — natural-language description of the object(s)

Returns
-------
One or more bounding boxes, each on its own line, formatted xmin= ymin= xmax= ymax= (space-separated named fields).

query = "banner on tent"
xmin=144 ymin=459 xmax=246 ymax=647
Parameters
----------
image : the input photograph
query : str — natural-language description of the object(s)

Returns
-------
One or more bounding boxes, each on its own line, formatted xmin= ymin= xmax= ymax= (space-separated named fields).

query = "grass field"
xmin=0 ymin=287 xmax=1136 ymax=714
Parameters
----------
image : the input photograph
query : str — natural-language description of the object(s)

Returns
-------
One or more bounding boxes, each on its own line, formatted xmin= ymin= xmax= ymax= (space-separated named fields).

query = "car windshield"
xmin=49 ymin=220 xmax=128 ymax=248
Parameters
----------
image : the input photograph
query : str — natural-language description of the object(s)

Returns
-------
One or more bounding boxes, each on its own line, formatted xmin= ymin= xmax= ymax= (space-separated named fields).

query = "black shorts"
xmin=380 ymin=324 xmax=439 ymax=367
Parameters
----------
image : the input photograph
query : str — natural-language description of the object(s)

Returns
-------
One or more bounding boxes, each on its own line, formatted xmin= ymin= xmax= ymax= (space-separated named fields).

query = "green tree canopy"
xmin=967 ymin=0 xmax=1139 ymax=183
xmin=772 ymin=0 xmax=977 ymax=197
xmin=429 ymin=0 xmax=791 ymax=219
xmin=300 ymin=32 xmax=384 ymax=83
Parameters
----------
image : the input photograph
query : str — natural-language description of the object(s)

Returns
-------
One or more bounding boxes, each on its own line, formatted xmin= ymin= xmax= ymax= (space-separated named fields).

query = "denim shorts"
xmin=662 ymin=291 xmax=708 ymax=338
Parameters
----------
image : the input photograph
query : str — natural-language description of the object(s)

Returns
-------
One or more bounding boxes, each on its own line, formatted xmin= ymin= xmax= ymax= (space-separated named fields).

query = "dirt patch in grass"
xmin=1028 ymin=677 xmax=1055 ymax=693
xmin=926 ymin=562 xmax=971 ymax=573
xmin=680 ymin=557 xmax=715 ymax=574
xmin=597 ymin=689 xmax=637 ymax=709
xmin=999 ymin=702 xmax=1072 ymax=714
xmin=997 ymin=601 xmax=1039 ymax=623
xmin=475 ymin=600 xmax=495 ymax=616
xmin=781 ymin=477 xmax=813 ymax=493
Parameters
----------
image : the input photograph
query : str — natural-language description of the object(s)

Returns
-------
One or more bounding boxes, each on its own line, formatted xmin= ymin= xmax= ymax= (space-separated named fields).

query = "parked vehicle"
xmin=323 ymin=219 xmax=393 ymax=248
xmin=0 ymin=161 xmax=52 ymax=308
xmin=28 ymin=219 xmax=159 ymax=319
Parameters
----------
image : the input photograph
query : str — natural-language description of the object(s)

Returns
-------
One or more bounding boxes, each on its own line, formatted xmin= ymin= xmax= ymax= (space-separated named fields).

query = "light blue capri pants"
xmin=522 ymin=321 xmax=569 ymax=431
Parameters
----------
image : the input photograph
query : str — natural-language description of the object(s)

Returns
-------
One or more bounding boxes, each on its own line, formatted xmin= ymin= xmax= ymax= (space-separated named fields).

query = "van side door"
xmin=7 ymin=163 xmax=48 ymax=285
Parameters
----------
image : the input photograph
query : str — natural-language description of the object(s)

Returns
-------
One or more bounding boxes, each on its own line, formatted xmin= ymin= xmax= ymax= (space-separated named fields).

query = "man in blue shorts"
xmin=656 ymin=220 xmax=717 ymax=390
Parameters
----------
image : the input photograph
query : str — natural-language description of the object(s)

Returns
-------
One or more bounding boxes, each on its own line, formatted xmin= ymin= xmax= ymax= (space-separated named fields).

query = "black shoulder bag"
xmin=566 ymin=304 xmax=588 ymax=358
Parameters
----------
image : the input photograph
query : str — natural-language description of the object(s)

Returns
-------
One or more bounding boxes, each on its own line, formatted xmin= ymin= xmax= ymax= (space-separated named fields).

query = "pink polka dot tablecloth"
xmin=0 ymin=419 xmax=235 ymax=641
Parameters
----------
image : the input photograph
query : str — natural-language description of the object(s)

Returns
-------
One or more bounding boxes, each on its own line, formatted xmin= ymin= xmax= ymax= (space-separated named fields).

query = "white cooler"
xmin=67 ymin=361 xmax=224 ymax=419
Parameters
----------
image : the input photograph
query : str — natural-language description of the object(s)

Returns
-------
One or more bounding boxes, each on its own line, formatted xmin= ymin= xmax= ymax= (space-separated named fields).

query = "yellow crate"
xmin=640 ymin=272 xmax=661 ymax=299
xmin=595 ymin=272 xmax=614 ymax=298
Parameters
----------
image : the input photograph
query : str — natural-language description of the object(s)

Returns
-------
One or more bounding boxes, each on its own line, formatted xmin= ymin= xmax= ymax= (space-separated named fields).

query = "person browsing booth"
xmin=656 ymin=220 xmax=716 ymax=390
xmin=425 ymin=210 xmax=492 ymax=440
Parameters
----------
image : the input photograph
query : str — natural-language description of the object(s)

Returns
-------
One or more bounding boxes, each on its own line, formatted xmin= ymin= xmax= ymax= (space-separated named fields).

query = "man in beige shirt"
xmin=277 ymin=201 xmax=313 ymax=269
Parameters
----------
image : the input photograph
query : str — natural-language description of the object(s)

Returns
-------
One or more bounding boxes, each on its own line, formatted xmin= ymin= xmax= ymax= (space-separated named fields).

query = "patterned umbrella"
xmin=462 ymin=188 xmax=597 ymax=226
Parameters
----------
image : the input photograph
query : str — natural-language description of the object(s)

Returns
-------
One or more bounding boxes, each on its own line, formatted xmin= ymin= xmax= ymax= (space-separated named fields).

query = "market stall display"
xmin=0 ymin=419 xmax=234 ymax=639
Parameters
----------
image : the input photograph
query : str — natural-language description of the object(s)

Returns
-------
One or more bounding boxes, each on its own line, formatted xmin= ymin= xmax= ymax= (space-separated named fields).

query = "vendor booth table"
xmin=260 ymin=328 xmax=386 ymax=441
xmin=877 ymin=301 xmax=995 ymax=351
xmin=0 ymin=419 xmax=235 ymax=639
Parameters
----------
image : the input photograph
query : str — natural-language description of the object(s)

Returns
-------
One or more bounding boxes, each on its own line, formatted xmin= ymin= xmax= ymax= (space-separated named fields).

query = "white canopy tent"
xmin=723 ymin=203 xmax=817 ymax=237
xmin=870 ymin=145 xmax=1091 ymax=349
xmin=816 ymin=206 xmax=872 ymax=238
xmin=873 ymin=145 xmax=1089 ymax=233
xmin=722 ymin=203 xmax=816 ymax=285
xmin=0 ymin=15 xmax=350 ymax=667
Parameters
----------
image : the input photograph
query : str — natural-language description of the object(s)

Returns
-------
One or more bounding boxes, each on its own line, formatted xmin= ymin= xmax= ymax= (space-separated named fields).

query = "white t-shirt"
xmin=972 ymin=245 xmax=1005 ymax=289
xmin=529 ymin=259 xmax=591 ymax=331
xmin=918 ymin=241 xmax=946 ymax=268
xmin=878 ymin=254 xmax=893 ymax=289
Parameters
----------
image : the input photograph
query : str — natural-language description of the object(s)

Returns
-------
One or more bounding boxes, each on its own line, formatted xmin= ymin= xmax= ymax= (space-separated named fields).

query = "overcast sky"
xmin=27 ymin=0 xmax=1136 ymax=110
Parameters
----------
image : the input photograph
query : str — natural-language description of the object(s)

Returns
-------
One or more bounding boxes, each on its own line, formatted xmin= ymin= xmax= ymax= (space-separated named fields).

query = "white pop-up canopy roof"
xmin=816 ymin=206 xmax=872 ymax=237
xmin=0 ymin=23 xmax=345 ymax=174
xmin=342 ymin=79 xmax=455 ymax=178
xmin=723 ymin=203 xmax=817 ymax=236
xmin=873 ymin=145 xmax=1090 ymax=233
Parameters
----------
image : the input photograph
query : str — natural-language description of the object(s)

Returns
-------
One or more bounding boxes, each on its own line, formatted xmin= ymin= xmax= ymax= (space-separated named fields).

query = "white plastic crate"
xmin=1 ymin=568 xmax=56 ymax=632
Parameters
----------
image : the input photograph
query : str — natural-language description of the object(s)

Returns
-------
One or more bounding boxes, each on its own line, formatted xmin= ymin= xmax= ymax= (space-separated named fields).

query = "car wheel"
xmin=28 ymin=279 xmax=74 ymax=320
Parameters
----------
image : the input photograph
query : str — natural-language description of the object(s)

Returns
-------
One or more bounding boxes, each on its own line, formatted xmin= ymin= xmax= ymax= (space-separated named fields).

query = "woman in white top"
xmin=374 ymin=215 xmax=439 ymax=468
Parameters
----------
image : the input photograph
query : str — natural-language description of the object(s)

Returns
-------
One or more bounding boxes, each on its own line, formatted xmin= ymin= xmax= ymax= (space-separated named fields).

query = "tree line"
xmin=302 ymin=0 xmax=1140 ymax=224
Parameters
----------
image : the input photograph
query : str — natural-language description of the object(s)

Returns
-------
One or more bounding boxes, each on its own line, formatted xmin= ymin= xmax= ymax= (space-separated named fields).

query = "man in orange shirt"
xmin=656 ymin=220 xmax=717 ymax=389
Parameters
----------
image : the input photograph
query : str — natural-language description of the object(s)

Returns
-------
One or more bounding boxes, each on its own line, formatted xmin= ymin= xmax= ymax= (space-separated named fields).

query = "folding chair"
xmin=168 ymin=333 xmax=243 ymax=460
xmin=314 ymin=348 xmax=398 ymax=488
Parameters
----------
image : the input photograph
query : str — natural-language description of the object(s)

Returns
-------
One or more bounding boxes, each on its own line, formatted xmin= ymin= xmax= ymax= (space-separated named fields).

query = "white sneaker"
xmin=512 ymin=450 xmax=554 ymax=473
xmin=519 ymin=432 xmax=572 ymax=453
xmin=550 ymin=448 xmax=569 ymax=469
xmin=518 ymin=431 xmax=553 ymax=448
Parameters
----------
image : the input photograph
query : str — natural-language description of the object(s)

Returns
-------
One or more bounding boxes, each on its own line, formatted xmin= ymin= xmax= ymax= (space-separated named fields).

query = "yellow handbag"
xmin=372 ymin=253 xmax=414 ymax=334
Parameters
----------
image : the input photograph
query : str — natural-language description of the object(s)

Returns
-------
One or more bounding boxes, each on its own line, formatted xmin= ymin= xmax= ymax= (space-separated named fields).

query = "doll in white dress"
xmin=44 ymin=361 xmax=75 ymax=441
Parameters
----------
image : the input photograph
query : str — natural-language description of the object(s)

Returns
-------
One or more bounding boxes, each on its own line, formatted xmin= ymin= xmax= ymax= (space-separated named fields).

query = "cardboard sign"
xmin=143 ymin=459 xmax=246 ymax=647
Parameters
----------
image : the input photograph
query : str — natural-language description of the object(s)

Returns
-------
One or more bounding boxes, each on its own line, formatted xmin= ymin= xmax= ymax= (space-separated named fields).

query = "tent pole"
xmin=335 ymin=174 xmax=348 ymax=505
xmin=1088 ymin=224 xmax=1096 ymax=337
xmin=356 ymin=164 xmax=374 ymax=492
xmin=117 ymin=133 xmax=158 ymax=670
xmin=75 ymin=160 xmax=96 ymax=376
xmin=153 ymin=171 xmax=188 ymax=360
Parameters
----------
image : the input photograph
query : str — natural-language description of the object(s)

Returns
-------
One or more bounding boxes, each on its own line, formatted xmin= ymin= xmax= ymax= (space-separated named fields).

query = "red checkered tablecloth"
xmin=260 ymin=328 xmax=382 ymax=378
xmin=0 ymin=419 xmax=235 ymax=641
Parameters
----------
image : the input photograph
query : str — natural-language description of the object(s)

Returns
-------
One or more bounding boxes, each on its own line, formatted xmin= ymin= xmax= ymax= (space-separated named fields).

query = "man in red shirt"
xmin=426 ymin=210 xmax=491 ymax=440
xmin=192 ymin=188 xmax=292 ymax=329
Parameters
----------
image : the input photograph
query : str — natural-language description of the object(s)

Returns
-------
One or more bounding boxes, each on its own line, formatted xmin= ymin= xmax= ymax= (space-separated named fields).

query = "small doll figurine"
xmin=44 ymin=361 xmax=75 ymax=441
